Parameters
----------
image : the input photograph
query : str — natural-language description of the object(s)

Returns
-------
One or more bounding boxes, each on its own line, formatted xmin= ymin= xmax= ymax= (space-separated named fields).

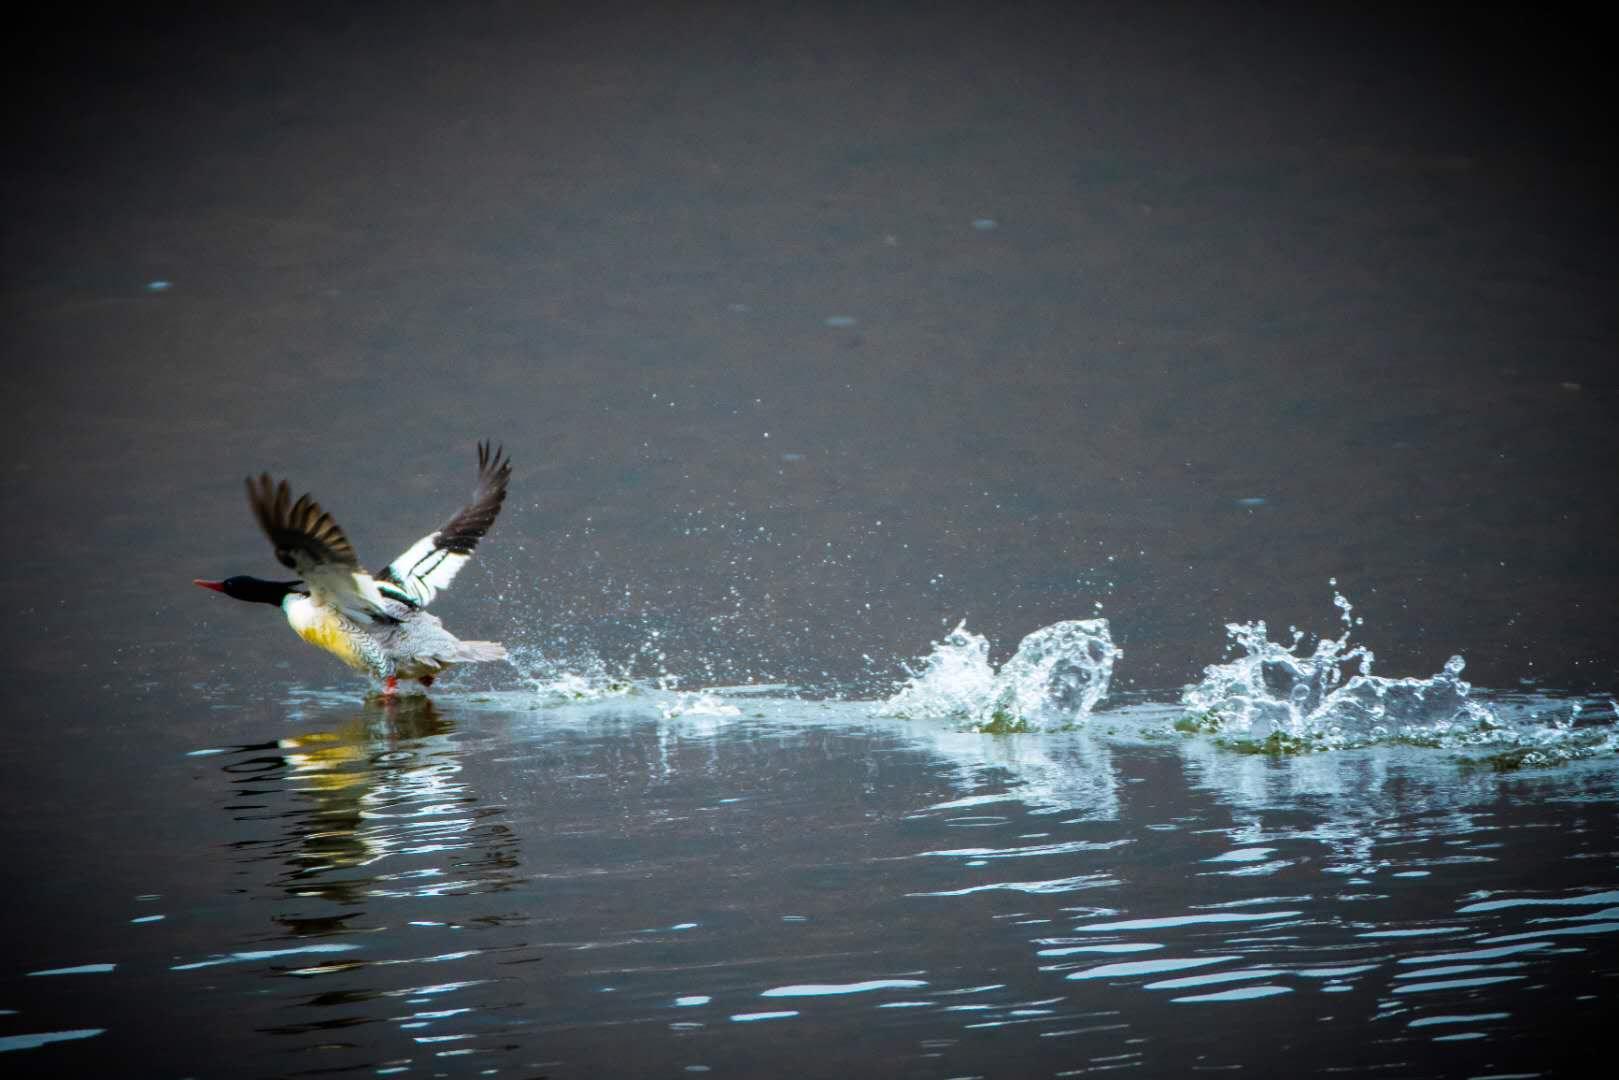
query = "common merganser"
xmin=196 ymin=442 xmax=513 ymax=694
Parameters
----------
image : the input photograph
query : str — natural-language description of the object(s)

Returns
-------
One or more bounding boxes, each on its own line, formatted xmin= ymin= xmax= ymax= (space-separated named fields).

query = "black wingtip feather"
xmin=435 ymin=440 xmax=512 ymax=555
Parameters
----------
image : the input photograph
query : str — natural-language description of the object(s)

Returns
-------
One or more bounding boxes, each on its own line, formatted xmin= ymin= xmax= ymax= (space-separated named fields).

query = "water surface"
xmin=2 ymin=681 xmax=1614 ymax=1075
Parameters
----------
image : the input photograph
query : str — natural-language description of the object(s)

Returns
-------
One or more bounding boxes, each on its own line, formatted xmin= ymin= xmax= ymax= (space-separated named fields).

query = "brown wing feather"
xmin=245 ymin=473 xmax=361 ymax=571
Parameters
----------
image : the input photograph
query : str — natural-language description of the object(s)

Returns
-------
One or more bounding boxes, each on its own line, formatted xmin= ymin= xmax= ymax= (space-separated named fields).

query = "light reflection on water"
xmin=3 ymin=692 xmax=1613 ymax=1075
xmin=177 ymin=697 xmax=534 ymax=1071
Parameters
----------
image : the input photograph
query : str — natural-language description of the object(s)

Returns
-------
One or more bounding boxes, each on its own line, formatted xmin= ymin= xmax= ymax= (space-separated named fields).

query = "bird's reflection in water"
xmin=222 ymin=695 xmax=520 ymax=918
xmin=209 ymin=698 xmax=531 ymax=1069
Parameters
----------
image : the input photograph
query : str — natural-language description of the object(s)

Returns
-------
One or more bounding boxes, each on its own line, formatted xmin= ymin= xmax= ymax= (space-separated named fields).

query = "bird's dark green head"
xmin=193 ymin=576 xmax=302 ymax=606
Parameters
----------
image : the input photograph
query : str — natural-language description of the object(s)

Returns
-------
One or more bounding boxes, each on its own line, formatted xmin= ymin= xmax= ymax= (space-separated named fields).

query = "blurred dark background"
xmin=3 ymin=1 xmax=1616 ymax=696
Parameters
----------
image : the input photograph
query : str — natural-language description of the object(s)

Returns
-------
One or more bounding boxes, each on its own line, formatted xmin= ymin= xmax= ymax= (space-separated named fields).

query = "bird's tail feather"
xmin=457 ymin=640 xmax=508 ymax=663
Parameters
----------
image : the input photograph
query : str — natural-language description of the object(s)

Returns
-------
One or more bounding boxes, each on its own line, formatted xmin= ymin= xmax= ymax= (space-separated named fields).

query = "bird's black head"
xmin=194 ymin=576 xmax=303 ymax=606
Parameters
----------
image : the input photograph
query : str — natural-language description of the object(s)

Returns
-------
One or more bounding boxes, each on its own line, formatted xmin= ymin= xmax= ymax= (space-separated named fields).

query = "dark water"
xmin=3 ymin=3 xmax=1617 ymax=1075
xmin=3 ymin=691 xmax=1617 ymax=1076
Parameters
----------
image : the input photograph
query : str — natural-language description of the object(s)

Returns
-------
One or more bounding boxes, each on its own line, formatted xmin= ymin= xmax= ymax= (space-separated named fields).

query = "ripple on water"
xmin=1067 ymin=956 xmax=1240 ymax=981
xmin=1203 ymin=847 xmax=1277 ymax=863
xmin=1357 ymin=926 xmax=1470 ymax=939
xmin=1144 ymin=967 xmax=1287 ymax=990
xmin=910 ymin=872 xmax=1121 ymax=897
xmin=0 ymin=1029 xmax=106 ymax=1052
xmin=1393 ymin=963 xmax=1525 ymax=981
xmin=1398 ymin=943 xmax=1549 ymax=966
xmin=1477 ymin=921 xmax=1619 ymax=944
xmin=1037 ymin=943 xmax=1165 ymax=957
xmin=760 ymin=979 xmax=928 ymax=997
xmin=1171 ymin=985 xmax=1293 ymax=1004
xmin=918 ymin=839 xmax=1134 ymax=860
xmin=1291 ymin=965 xmax=1381 ymax=979
xmin=1457 ymin=889 xmax=1619 ymax=913
xmin=1074 ymin=911 xmax=1303 ymax=932
xmin=1392 ymin=975 xmax=1527 ymax=994
xmin=1407 ymin=1012 xmax=1511 ymax=1028
xmin=170 ymin=943 xmax=359 ymax=972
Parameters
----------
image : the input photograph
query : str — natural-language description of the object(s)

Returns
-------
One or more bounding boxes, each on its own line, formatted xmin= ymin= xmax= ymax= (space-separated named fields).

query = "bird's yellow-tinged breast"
xmin=284 ymin=598 xmax=369 ymax=671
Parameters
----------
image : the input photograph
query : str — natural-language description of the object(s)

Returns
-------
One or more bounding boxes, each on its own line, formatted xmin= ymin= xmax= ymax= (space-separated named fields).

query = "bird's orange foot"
xmin=383 ymin=675 xmax=398 ymax=696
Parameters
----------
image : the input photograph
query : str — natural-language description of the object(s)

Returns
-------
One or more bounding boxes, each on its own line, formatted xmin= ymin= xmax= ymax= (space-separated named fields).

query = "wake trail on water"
xmin=420 ymin=585 xmax=1618 ymax=768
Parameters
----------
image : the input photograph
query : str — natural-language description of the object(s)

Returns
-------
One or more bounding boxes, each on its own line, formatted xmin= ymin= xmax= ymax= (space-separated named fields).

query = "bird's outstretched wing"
xmin=246 ymin=474 xmax=391 ymax=621
xmin=375 ymin=441 xmax=511 ymax=608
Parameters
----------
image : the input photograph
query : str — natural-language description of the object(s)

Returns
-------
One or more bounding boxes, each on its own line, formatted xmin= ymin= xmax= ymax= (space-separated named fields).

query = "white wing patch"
xmin=376 ymin=441 xmax=509 ymax=609
xmin=299 ymin=562 xmax=394 ymax=624
xmin=382 ymin=532 xmax=471 ymax=608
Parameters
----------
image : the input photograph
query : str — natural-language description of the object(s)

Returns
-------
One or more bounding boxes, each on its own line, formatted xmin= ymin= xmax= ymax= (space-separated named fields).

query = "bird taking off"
xmin=196 ymin=441 xmax=512 ymax=695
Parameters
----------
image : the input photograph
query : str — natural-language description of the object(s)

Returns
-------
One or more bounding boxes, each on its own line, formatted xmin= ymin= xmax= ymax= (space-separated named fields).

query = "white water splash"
xmin=505 ymin=644 xmax=638 ymax=705
xmin=882 ymin=619 xmax=1120 ymax=730
xmin=1181 ymin=590 xmax=1619 ymax=765
xmin=659 ymin=691 xmax=744 ymax=721
xmin=880 ymin=623 xmax=997 ymax=722
xmin=1181 ymin=590 xmax=1494 ymax=749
